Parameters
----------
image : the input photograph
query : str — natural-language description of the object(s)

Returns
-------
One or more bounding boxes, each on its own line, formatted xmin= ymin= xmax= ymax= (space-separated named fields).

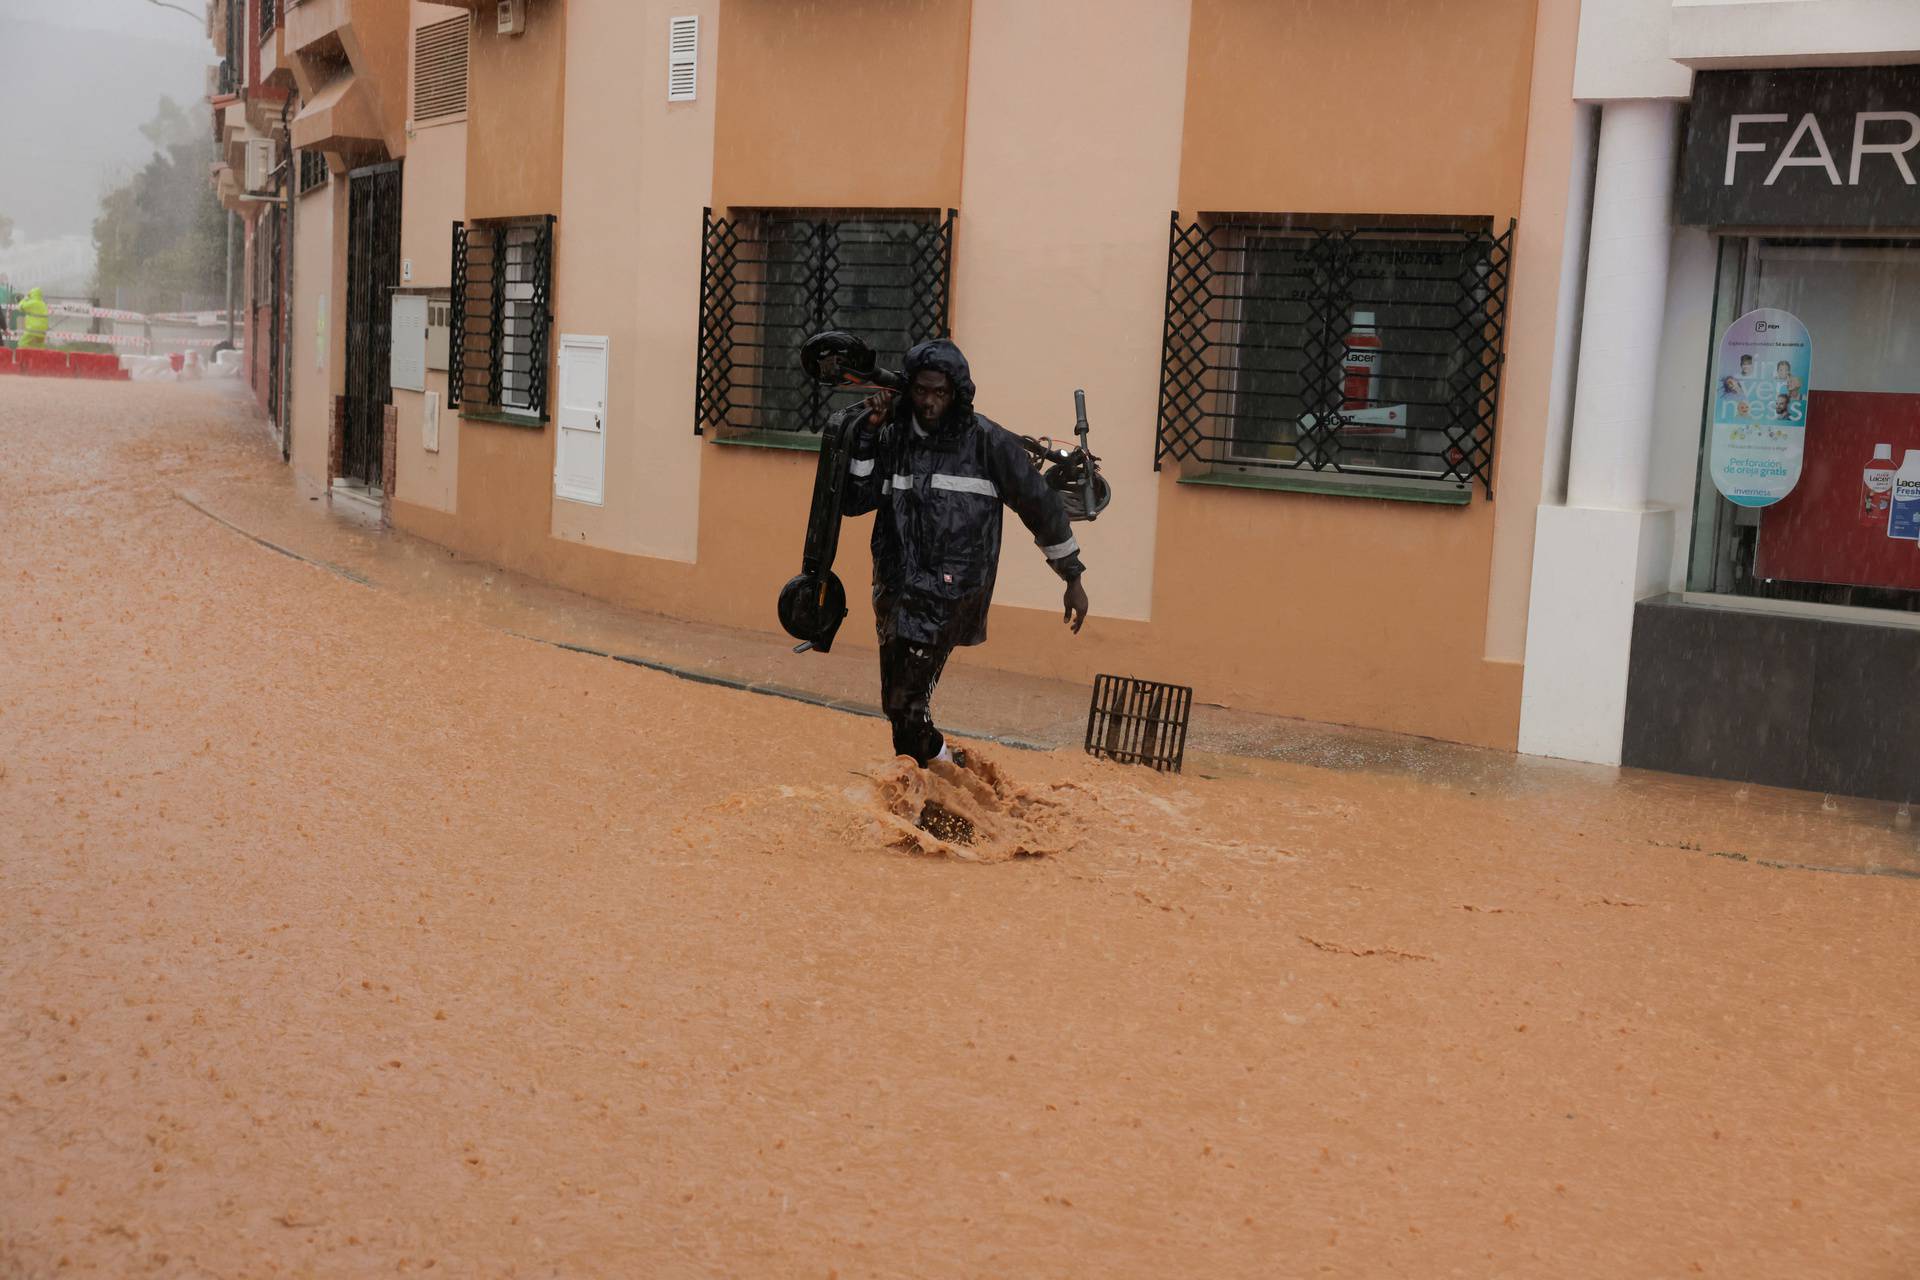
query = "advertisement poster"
xmin=1754 ymin=390 xmax=1920 ymax=592
xmin=1709 ymin=307 xmax=1812 ymax=507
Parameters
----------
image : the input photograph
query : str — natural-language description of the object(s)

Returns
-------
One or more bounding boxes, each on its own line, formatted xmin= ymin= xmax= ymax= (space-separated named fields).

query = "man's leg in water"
xmin=878 ymin=637 xmax=954 ymax=766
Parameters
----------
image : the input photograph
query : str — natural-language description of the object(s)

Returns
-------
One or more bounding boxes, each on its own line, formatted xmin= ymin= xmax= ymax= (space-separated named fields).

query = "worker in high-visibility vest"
xmin=16 ymin=287 xmax=50 ymax=349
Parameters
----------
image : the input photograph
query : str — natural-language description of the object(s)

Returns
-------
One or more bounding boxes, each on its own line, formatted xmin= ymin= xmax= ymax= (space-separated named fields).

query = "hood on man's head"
xmin=903 ymin=338 xmax=975 ymax=409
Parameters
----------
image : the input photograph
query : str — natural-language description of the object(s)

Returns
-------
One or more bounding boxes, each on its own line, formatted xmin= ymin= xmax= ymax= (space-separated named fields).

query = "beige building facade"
xmin=219 ymin=0 xmax=1588 ymax=752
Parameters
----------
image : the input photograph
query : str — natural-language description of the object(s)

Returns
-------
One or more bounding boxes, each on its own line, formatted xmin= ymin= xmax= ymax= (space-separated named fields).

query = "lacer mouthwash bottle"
xmin=1862 ymin=443 xmax=1897 ymax=526
xmin=1342 ymin=312 xmax=1380 ymax=410
xmin=1888 ymin=449 xmax=1920 ymax=540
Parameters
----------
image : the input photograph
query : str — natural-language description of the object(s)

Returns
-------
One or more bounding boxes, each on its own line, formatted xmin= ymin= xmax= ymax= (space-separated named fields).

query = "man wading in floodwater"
xmin=838 ymin=339 xmax=1089 ymax=767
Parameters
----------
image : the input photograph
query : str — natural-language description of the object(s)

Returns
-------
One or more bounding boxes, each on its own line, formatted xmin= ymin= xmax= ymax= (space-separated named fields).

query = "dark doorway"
xmin=343 ymin=161 xmax=402 ymax=488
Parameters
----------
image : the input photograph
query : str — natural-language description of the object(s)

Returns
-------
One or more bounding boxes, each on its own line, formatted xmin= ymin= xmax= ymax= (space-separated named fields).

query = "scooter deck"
xmin=776 ymin=410 xmax=860 ymax=653
xmin=800 ymin=412 xmax=856 ymax=579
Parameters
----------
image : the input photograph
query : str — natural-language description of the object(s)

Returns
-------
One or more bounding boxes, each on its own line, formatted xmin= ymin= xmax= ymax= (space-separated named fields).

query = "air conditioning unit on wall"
xmin=244 ymin=137 xmax=274 ymax=193
xmin=497 ymin=0 xmax=525 ymax=36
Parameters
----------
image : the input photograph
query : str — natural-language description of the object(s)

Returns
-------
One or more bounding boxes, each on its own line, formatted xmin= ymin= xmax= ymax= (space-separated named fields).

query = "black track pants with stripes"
xmin=878 ymin=637 xmax=954 ymax=766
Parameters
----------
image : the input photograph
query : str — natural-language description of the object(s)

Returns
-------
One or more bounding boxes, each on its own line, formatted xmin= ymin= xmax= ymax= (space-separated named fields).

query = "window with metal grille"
xmin=1157 ymin=216 xmax=1513 ymax=495
xmin=696 ymin=208 xmax=954 ymax=436
xmin=261 ymin=0 xmax=276 ymax=37
xmin=222 ymin=0 xmax=243 ymax=89
xmin=412 ymin=14 xmax=468 ymax=124
xmin=449 ymin=216 xmax=555 ymax=422
xmin=297 ymin=149 xmax=328 ymax=194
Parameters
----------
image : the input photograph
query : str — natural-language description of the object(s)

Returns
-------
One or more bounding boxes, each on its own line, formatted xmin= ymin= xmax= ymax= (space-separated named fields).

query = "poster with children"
xmin=1709 ymin=308 xmax=1812 ymax=508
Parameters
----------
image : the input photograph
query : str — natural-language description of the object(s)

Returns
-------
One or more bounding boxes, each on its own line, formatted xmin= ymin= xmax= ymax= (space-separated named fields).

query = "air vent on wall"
xmin=413 ymin=14 xmax=469 ymax=124
xmin=668 ymin=15 xmax=698 ymax=102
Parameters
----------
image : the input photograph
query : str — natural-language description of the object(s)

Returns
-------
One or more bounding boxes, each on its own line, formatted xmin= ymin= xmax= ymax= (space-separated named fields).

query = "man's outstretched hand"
xmin=1063 ymin=577 xmax=1089 ymax=634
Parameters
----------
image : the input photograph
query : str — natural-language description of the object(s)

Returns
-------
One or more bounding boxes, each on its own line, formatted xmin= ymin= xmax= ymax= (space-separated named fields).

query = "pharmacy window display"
xmin=1687 ymin=237 xmax=1920 ymax=614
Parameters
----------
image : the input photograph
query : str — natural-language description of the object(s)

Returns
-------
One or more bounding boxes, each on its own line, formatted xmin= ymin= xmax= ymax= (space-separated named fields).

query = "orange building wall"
xmin=1136 ymin=0 xmax=1544 ymax=748
xmin=390 ymin=3 xmax=469 ymax=517
xmin=1484 ymin=0 xmax=1584 ymax=666
xmin=408 ymin=0 xmax=569 ymax=566
xmin=1179 ymin=0 xmax=1538 ymax=219
xmin=466 ymin=0 xmax=567 ymax=221
xmin=710 ymin=0 xmax=970 ymax=211
xmin=349 ymin=0 xmax=414 ymax=159
xmin=397 ymin=0 xmax=1558 ymax=753
xmin=401 ymin=441 xmax=849 ymax=647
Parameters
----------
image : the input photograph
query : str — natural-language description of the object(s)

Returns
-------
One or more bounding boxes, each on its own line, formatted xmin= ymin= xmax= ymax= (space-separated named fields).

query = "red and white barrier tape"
xmin=5 ymin=303 xmax=231 ymax=326
xmin=60 ymin=331 xmax=157 ymax=348
xmin=49 ymin=303 xmax=149 ymax=323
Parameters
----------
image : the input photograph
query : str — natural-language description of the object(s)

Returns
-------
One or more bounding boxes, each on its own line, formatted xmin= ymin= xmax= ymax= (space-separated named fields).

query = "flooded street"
xmin=4 ymin=380 xmax=1918 ymax=1276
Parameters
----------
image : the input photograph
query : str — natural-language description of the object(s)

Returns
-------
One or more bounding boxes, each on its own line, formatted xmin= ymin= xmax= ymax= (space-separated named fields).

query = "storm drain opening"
xmin=1085 ymin=674 xmax=1193 ymax=774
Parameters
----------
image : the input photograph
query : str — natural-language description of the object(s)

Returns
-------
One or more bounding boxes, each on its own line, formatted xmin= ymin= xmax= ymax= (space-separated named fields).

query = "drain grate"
xmin=1084 ymin=674 xmax=1193 ymax=773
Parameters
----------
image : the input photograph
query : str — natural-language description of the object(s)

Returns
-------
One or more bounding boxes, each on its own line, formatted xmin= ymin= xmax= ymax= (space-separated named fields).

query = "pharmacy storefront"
xmin=1621 ymin=65 xmax=1920 ymax=803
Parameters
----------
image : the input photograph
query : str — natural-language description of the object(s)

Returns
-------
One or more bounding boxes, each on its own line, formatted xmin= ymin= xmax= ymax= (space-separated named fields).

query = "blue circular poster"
xmin=1709 ymin=308 xmax=1812 ymax=508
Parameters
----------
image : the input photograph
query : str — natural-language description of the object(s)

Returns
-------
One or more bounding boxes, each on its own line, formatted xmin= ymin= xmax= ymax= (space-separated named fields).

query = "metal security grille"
xmin=1085 ymin=675 xmax=1193 ymax=774
xmin=298 ymin=149 xmax=328 ymax=194
xmin=449 ymin=216 xmax=555 ymax=420
xmin=1157 ymin=216 xmax=1513 ymax=495
xmin=261 ymin=0 xmax=276 ymax=37
xmin=696 ymin=208 xmax=954 ymax=436
xmin=344 ymin=162 xmax=403 ymax=487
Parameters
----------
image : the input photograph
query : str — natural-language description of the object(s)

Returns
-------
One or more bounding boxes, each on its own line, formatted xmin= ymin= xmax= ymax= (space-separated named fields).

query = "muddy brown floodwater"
xmin=3 ymin=379 xmax=1919 ymax=1278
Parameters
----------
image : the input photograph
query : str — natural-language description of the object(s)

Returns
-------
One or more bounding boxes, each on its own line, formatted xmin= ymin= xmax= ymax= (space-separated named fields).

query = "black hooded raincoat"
xmin=839 ymin=340 xmax=1085 ymax=649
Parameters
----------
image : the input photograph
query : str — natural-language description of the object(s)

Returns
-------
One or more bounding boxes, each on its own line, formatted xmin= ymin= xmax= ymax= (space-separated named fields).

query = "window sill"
xmin=1179 ymin=469 xmax=1472 ymax=506
xmin=708 ymin=430 xmax=822 ymax=453
xmin=459 ymin=408 xmax=547 ymax=429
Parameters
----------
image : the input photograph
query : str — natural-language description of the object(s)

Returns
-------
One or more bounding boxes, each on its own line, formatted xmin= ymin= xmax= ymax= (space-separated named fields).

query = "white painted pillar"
xmin=1537 ymin=102 xmax=1598 ymax=506
xmin=1518 ymin=98 xmax=1682 ymax=766
xmin=1565 ymin=99 xmax=1682 ymax=509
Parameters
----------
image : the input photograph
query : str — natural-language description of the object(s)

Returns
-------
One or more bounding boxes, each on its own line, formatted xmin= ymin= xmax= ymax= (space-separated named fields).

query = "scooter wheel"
xmin=777 ymin=571 xmax=848 ymax=651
